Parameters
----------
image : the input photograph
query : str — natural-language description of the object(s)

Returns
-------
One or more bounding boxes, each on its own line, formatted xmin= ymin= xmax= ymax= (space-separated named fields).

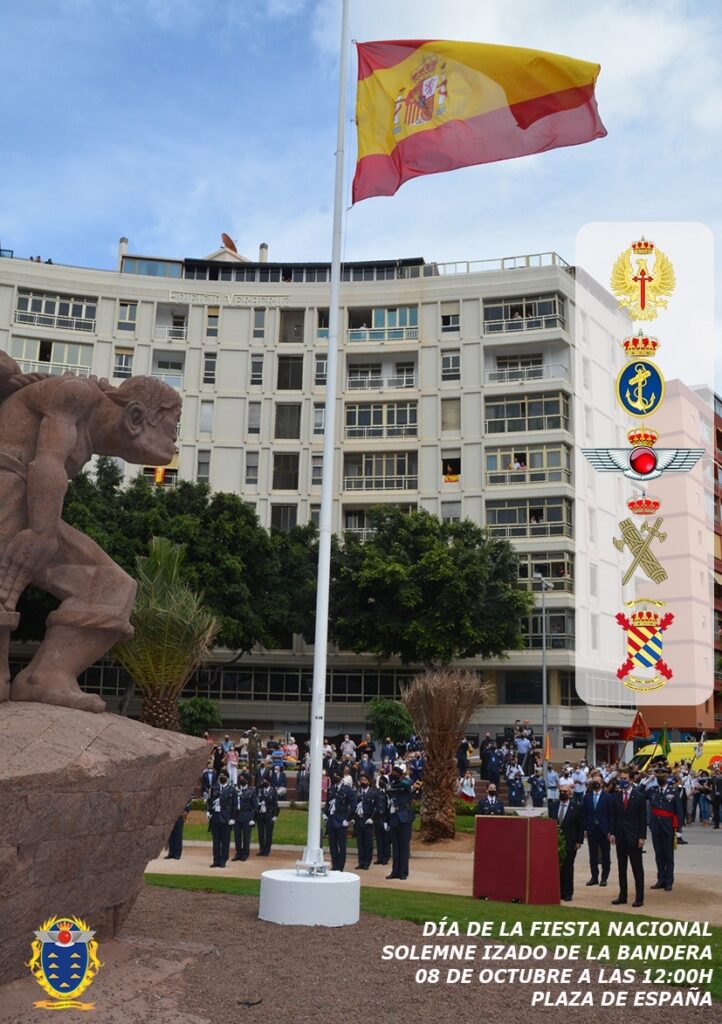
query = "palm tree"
xmin=402 ymin=669 xmax=490 ymax=841
xmin=113 ymin=538 xmax=219 ymax=731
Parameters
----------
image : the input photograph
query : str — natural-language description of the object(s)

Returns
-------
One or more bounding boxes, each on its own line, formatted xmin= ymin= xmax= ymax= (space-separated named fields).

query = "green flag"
xmin=659 ymin=725 xmax=671 ymax=759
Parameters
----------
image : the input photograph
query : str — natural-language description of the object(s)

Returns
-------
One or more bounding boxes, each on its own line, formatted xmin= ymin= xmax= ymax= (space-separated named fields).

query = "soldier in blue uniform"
xmin=529 ymin=768 xmax=547 ymax=808
xmin=354 ymin=773 xmax=378 ymax=869
xmin=374 ymin=776 xmax=391 ymax=865
xmin=231 ymin=771 xmax=258 ymax=861
xmin=475 ymin=784 xmax=505 ymax=815
xmin=386 ymin=763 xmax=415 ymax=880
xmin=206 ymin=770 xmax=236 ymax=868
xmin=324 ymin=772 xmax=355 ymax=871
xmin=507 ymin=775 xmax=526 ymax=807
xmin=256 ymin=776 xmax=279 ymax=856
xmin=165 ymin=795 xmax=193 ymax=860
xmin=647 ymin=772 xmax=680 ymax=892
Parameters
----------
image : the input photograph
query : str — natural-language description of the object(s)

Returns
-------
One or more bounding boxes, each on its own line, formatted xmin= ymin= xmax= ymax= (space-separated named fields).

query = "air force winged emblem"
xmin=611 ymin=238 xmax=675 ymax=320
xmin=27 ymin=916 xmax=102 ymax=1010
xmin=582 ymin=446 xmax=704 ymax=482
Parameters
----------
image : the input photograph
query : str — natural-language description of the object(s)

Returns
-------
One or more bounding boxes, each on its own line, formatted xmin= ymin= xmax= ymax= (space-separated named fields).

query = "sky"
xmin=1 ymin=0 xmax=721 ymax=380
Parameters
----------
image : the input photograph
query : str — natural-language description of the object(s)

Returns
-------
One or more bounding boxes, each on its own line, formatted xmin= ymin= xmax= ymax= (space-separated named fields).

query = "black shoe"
xmin=562 ymin=897 xmax=573 ymax=902
xmin=399 ymin=874 xmax=408 ymax=880
xmin=664 ymin=886 xmax=673 ymax=892
xmin=386 ymin=872 xmax=400 ymax=879
xmin=210 ymin=863 xmax=220 ymax=868
xmin=355 ymin=864 xmax=363 ymax=869
xmin=256 ymin=851 xmax=263 ymax=856
xmin=240 ymin=856 xmax=248 ymax=861
xmin=586 ymin=879 xmax=599 ymax=886
xmin=677 ymin=838 xmax=688 ymax=845
xmin=173 ymin=856 xmax=182 ymax=860
xmin=632 ymin=900 xmax=644 ymax=908
xmin=163 ymin=854 xmax=174 ymax=859
xmin=651 ymin=882 xmax=664 ymax=889
xmin=232 ymin=856 xmax=241 ymax=861
xmin=374 ymin=861 xmax=383 ymax=865
xmin=611 ymin=898 xmax=627 ymax=905
xmin=600 ymin=879 xmax=608 ymax=887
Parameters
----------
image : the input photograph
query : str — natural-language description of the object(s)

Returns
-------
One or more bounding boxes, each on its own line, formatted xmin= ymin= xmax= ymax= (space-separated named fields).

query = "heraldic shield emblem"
xmin=27 ymin=916 xmax=102 ymax=1010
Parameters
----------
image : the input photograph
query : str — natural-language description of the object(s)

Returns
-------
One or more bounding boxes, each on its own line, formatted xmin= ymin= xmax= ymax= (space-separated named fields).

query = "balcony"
xmin=15 ymin=358 xmax=91 ymax=377
xmin=487 ymin=522 xmax=573 ymax=540
xmin=398 ymin=251 xmax=570 ymax=277
xmin=343 ymin=527 xmax=377 ymax=542
xmin=154 ymin=324 xmax=187 ymax=341
xmin=345 ymin=425 xmax=417 ymax=440
xmin=347 ymin=326 xmax=419 ymax=343
xmin=485 ymin=414 xmax=570 ymax=434
xmin=483 ymin=314 xmax=565 ymax=335
xmin=524 ymin=633 xmax=575 ymax=651
xmin=346 ymin=374 xmax=417 ymax=391
xmin=15 ymin=309 xmax=95 ymax=332
xmin=521 ymin=576 xmax=574 ymax=594
xmin=486 ymin=468 xmax=572 ymax=486
xmin=485 ymin=363 xmax=569 ymax=386
xmin=343 ymin=475 xmax=418 ymax=491
xmin=152 ymin=370 xmax=184 ymax=388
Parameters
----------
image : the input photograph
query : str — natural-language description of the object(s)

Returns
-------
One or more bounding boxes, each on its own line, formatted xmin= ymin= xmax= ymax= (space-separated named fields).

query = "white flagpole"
xmin=296 ymin=0 xmax=350 ymax=874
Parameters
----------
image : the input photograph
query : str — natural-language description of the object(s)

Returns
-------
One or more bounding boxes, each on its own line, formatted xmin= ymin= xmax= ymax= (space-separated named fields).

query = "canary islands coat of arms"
xmin=27 ymin=916 xmax=102 ymax=1010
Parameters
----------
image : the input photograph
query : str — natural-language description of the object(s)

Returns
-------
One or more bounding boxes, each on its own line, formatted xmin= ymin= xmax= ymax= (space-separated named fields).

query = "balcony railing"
xmin=487 ymin=523 xmax=573 ymax=539
xmin=15 ymin=309 xmax=95 ymax=332
xmin=15 ymin=358 xmax=91 ymax=377
xmin=485 ymin=363 xmax=569 ymax=385
xmin=154 ymin=324 xmax=187 ymax=341
xmin=521 ymin=577 xmax=574 ymax=594
xmin=486 ymin=468 xmax=572 ymax=486
xmin=398 ymin=251 xmax=570 ymax=277
xmin=347 ymin=326 xmax=419 ymax=343
xmin=483 ymin=314 xmax=565 ymax=335
xmin=485 ymin=415 xmax=570 ymax=434
xmin=343 ymin=527 xmax=377 ymax=542
xmin=523 ymin=634 xmax=575 ymax=650
xmin=346 ymin=374 xmax=417 ymax=390
xmin=345 ymin=424 xmax=417 ymax=440
xmin=343 ymin=474 xmax=418 ymax=491
xmin=152 ymin=370 xmax=184 ymax=388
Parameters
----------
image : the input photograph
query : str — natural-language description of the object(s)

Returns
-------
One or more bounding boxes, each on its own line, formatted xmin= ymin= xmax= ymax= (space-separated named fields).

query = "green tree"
xmin=365 ymin=697 xmax=414 ymax=743
xmin=331 ymin=506 xmax=533 ymax=667
xmin=178 ymin=696 xmax=222 ymax=737
xmin=113 ymin=538 xmax=219 ymax=731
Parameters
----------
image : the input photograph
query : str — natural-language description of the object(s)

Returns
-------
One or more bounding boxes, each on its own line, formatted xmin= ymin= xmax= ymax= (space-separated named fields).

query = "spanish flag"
xmin=353 ymin=40 xmax=606 ymax=202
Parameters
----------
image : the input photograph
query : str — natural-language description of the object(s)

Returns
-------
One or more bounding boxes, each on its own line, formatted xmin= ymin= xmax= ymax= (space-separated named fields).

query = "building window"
xmin=590 ymin=612 xmax=599 ymax=650
xmin=441 ymin=301 xmax=460 ymax=333
xmin=16 ymin=290 xmax=97 ymax=332
xmin=518 ymin=551 xmax=574 ymax=591
xmin=442 ymin=456 xmax=461 ymax=483
xmin=248 ymin=402 xmax=261 ymax=435
xmin=348 ymin=305 xmax=418 ymax=341
xmin=485 ymin=497 xmax=573 ymax=538
xmin=441 ymin=501 xmax=461 ymax=523
xmin=521 ymin=608 xmax=575 ymax=650
xmin=560 ymin=671 xmax=584 ymax=707
xmin=117 ymin=301 xmax=137 ymax=332
xmin=311 ymin=454 xmax=323 ymax=485
xmin=441 ymin=397 xmax=461 ymax=433
xmin=275 ymin=403 xmax=301 ymax=439
xmin=273 ymin=452 xmax=300 ymax=490
xmin=485 ymin=444 xmax=572 ymax=485
xmin=250 ymin=354 xmax=264 ymax=386
xmin=343 ymin=452 xmax=418 ymax=490
xmin=441 ymin=350 xmax=460 ymax=381
xmin=280 ymin=309 xmax=305 ymax=343
xmin=317 ymin=308 xmax=329 ymax=338
xmin=245 ymin=451 xmax=259 ymax=485
xmin=206 ymin=306 xmax=219 ymax=338
xmin=483 ymin=293 xmax=565 ymax=334
xmin=315 ymin=355 xmax=327 ymax=385
xmin=197 ymin=449 xmax=211 ymax=484
xmin=588 ymin=507 xmax=597 ymax=544
xmin=271 ymin=504 xmax=298 ymax=532
xmin=500 ymin=670 xmax=542 ymax=705
xmin=199 ymin=401 xmax=214 ymax=434
xmin=310 ymin=504 xmax=321 ymax=527
xmin=253 ymin=308 xmax=265 ymax=339
xmin=113 ymin=348 xmax=133 ymax=379
xmin=485 ymin=392 xmax=570 ymax=434
xmin=313 ymin=404 xmax=325 ymax=435
xmin=589 ymin=562 xmax=598 ymax=598
xmin=278 ymin=355 xmax=303 ymax=390
xmin=345 ymin=401 xmax=417 ymax=439
xmin=203 ymin=352 xmax=217 ymax=385
xmin=582 ymin=356 xmax=591 ymax=390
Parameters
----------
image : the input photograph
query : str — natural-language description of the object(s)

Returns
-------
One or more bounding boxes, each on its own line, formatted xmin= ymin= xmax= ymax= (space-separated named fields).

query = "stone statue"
xmin=0 ymin=349 xmax=181 ymax=712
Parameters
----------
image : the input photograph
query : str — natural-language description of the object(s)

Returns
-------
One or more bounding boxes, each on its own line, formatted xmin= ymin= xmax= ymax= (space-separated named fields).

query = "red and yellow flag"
xmin=353 ymin=39 xmax=606 ymax=202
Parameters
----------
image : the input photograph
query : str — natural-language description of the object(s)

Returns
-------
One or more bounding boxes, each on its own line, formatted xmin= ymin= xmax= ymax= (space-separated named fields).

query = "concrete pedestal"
xmin=259 ymin=869 xmax=360 ymax=926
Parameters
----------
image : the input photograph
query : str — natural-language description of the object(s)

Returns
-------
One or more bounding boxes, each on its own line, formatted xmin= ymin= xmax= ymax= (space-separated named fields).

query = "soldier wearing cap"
xmin=165 ymin=795 xmax=193 ymax=860
xmin=206 ymin=770 xmax=236 ymax=868
xmin=324 ymin=771 xmax=355 ymax=871
xmin=354 ymin=773 xmax=378 ymax=870
xmin=386 ymin=761 xmax=415 ymax=880
xmin=232 ymin=771 xmax=258 ymax=862
xmin=256 ymin=774 xmax=279 ymax=856
xmin=374 ymin=775 xmax=391 ymax=865
xmin=646 ymin=771 xmax=681 ymax=892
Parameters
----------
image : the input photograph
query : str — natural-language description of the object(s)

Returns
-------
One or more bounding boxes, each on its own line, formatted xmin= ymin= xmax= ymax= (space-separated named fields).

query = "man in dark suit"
xmin=475 ymin=784 xmax=505 ymax=815
xmin=200 ymin=761 xmax=217 ymax=800
xmin=583 ymin=770 xmax=612 ymax=887
xmin=609 ymin=768 xmax=647 ymax=907
xmin=552 ymin=784 xmax=585 ymax=901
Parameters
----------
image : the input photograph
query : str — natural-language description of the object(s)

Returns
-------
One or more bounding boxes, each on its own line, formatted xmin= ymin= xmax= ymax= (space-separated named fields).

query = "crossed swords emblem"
xmin=614 ymin=516 xmax=667 ymax=586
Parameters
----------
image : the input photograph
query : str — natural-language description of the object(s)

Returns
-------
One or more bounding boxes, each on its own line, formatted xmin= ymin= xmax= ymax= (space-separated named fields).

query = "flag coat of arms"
xmin=27 ymin=916 xmax=102 ymax=1010
xmin=353 ymin=39 xmax=606 ymax=202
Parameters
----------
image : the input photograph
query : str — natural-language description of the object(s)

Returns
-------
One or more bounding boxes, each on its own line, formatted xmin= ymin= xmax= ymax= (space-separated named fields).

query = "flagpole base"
xmin=258 ymin=869 xmax=360 ymax=927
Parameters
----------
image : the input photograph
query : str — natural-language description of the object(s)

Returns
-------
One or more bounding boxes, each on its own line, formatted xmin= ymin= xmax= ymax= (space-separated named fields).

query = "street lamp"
xmin=533 ymin=572 xmax=554 ymax=780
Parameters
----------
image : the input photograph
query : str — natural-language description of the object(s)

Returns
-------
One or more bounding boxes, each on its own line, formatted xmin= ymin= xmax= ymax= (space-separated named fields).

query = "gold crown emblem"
xmin=627 ymin=425 xmax=659 ymax=448
xmin=621 ymin=331 xmax=660 ymax=358
xmin=631 ymin=237 xmax=655 ymax=255
xmin=630 ymin=609 xmax=660 ymax=628
xmin=627 ymin=496 xmax=661 ymax=515
xmin=411 ymin=56 xmax=438 ymax=81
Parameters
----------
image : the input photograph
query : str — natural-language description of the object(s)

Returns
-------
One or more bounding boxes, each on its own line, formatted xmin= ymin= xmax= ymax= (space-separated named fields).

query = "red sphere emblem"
xmin=57 ymin=929 xmax=72 ymax=945
xmin=629 ymin=447 xmax=657 ymax=476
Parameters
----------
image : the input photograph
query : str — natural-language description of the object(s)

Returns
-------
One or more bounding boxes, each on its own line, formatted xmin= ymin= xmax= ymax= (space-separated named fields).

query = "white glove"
xmin=229 ymin=819 xmax=235 ymax=825
xmin=249 ymin=820 xmax=255 ymax=826
xmin=342 ymin=819 xmax=349 ymax=827
xmin=272 ymin=817 xmax=277 ymax=823
xmin=206 ymin=812 xmax=211 ymax=819
xmin=322 ymin=813 xmax=328 ymax=821
xmin=383 ymin=823 xmax=390 ymax=832
xmin=365 ymin=818 xmax=374 ymax=825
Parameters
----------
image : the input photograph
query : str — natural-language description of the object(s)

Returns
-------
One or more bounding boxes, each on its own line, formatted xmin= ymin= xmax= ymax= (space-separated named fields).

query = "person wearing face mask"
xmin=609 ymin=768 xmax=647 ymax=907
xmin=354 ymin=775 xmax=379 ymax=870
xmin=647 ymin=772 xmax=680 ymax=891
xmin=583 ymin=770 xmax=613 ymax=888
xmin=476 ymin=784 xmax=505 ymax=815
xmin=553 ymin=784 xmax=584 ymax=901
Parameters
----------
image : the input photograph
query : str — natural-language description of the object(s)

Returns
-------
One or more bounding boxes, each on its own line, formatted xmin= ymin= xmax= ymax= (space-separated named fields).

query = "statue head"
xmin=99 ymin=376 xmax=181 ymax=465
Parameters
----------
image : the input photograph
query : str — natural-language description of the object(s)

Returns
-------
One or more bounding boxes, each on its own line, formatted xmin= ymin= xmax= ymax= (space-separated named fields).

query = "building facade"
xmin=0 ymin=239 xmax=654 ymax=759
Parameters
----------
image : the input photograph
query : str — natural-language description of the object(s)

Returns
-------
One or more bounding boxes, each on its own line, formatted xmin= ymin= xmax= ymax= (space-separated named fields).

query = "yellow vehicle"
xmin=629 ymin=739 xmax=722 ymax=773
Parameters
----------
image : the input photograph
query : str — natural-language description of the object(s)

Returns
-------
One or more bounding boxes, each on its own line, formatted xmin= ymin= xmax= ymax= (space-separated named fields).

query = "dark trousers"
xmin=713 ymin=794 xmax=721 ymax=828
xmin=257 ymin=816 xmax=274 ymax=855
xmin=167 ymin=816 xmax=184 ymax=858
xmin=211 ymin=820 xmax=231 ymax=866
xmin=587 ymin=826 xmax=611 ymax=881
xmin=234 ymin=820 xmax=252 ymax=859
xmin=356 ymin=823 xmax=374 ymax=867
xmin=390 ymin=821 xmax=412 ymax=877
xmin=651 ymin=830 xmax=674 ymax=887
xmin=615 ymin=838 xmax=644 ymax=902
xmin=560 ymin=846 xmax=578 ymax=900
xmin=375 ymin=822 xmax=390 ymax=863
xmin=327 ymin=824 xmax=348 ymax=871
